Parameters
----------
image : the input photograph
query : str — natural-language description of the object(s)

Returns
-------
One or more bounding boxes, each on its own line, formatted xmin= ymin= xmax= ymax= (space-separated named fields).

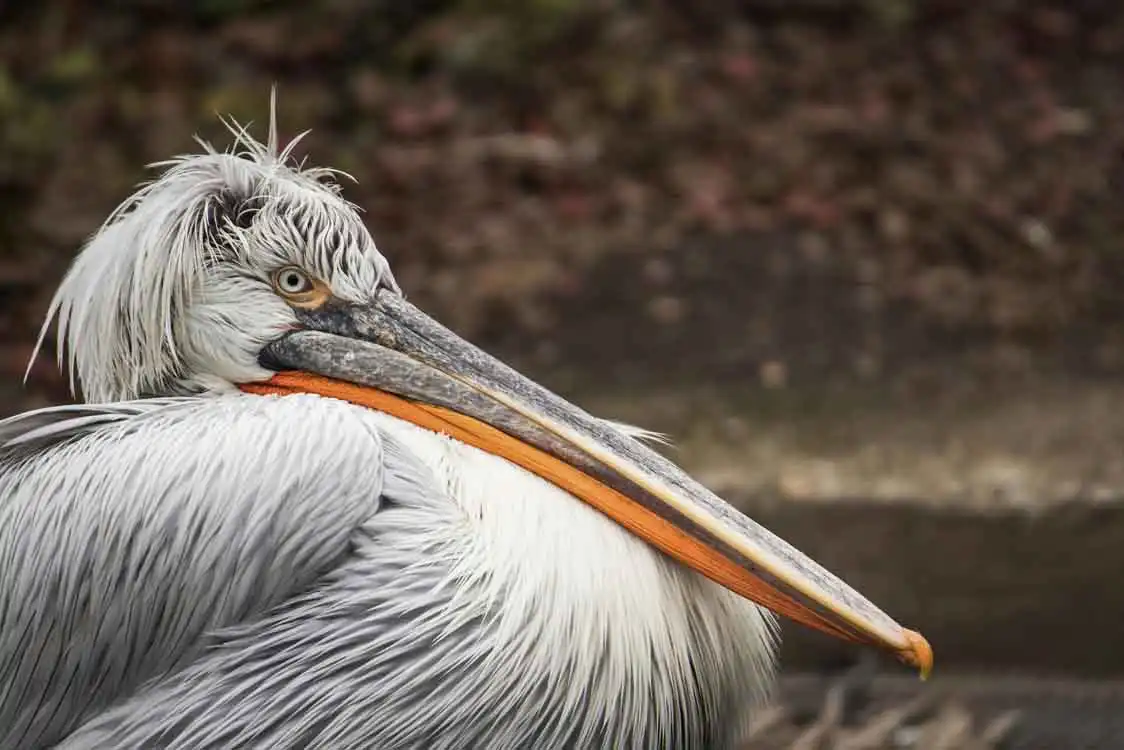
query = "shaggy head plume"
xmin=33 ymin=92 xmax=397 ymax=403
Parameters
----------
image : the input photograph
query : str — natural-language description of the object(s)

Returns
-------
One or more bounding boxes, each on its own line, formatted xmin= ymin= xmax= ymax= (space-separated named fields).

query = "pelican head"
xmin=40 ymin=109 xmax=931 ymax=684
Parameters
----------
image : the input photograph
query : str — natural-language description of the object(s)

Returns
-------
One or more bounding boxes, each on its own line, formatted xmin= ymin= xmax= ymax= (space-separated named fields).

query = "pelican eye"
xmin=271 ymin=266 xmax=329 ymax=308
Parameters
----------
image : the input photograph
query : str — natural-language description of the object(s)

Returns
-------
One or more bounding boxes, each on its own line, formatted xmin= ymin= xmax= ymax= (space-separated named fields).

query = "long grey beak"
xmin=256 ymin=290 xmax=932 ymax=677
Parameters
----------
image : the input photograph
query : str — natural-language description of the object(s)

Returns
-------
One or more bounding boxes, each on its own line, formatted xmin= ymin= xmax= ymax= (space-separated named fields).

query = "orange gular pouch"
xmin=240 ymin=371 xmax=932 ymax=679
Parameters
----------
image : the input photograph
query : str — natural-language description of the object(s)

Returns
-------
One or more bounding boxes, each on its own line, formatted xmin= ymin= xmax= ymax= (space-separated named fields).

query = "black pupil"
xmin=284 ymin=272 xmax=303 ymax=290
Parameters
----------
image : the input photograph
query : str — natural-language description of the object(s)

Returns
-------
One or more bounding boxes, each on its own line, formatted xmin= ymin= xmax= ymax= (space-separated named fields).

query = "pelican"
xmin=0 ymin=105 xmax=930 ymax=749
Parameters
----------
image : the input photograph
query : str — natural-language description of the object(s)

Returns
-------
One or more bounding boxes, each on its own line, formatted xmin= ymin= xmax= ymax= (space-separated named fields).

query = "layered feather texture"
xmin=1 ymin=395 xmax=773 ymax=748
xmin=3 ymin=103 xmax=776 ymax=749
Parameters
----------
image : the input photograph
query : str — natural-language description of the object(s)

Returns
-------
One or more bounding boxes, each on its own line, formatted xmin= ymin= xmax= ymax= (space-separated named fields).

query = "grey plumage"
xmin=1 ymin=395 xmax=383 ymax=746
xmin=2 ymin=394 xmax=767 ymax=749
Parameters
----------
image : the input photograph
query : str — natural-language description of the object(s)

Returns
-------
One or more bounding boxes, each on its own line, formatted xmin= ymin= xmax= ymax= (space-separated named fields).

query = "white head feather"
xmin=33 ymin=93 xmax=397 ymax=403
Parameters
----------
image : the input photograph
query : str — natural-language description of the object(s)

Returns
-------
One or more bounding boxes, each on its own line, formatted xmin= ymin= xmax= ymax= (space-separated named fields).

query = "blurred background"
xmin=3 ymin=0 xmax=1124 ymax=746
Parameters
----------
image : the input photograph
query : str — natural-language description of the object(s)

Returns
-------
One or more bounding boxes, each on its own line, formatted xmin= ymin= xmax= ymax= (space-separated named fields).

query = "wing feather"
xmin=0 ymin=400 xmax=188 ymax=458
xmin=55 ymin=433 xmax=467 ymax=749
xmin=0 ymin=393 xmax=388 ymax=748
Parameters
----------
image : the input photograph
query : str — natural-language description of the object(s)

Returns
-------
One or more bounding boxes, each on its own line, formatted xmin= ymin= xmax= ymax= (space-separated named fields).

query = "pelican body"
xmin=0 ymin=109 xmax=929 ymax=749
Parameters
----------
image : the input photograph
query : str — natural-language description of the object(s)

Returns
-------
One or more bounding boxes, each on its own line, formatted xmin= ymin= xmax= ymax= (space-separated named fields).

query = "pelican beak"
xmin=245 ymin=292 xmax=932 ymax=678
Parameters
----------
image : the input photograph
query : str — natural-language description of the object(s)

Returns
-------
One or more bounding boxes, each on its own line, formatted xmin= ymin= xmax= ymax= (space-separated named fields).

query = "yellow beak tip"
xmin=902 ymin=628 xmax=933 ymax=680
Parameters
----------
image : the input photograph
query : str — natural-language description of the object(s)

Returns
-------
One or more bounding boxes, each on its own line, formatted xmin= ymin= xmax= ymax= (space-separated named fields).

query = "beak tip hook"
xmin=901 ymin=628 xmax=933 ymax=681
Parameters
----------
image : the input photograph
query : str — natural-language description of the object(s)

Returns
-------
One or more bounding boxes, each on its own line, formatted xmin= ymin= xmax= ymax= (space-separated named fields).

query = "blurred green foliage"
xmin=391 ymin=0 xmax=595 ymax=81
xmin=863 ymin=0 xmax=916 ymax=29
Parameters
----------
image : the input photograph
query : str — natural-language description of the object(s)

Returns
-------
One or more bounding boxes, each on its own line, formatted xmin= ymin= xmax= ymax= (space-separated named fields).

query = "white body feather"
xmin=1 ymin=395 xmax=773 ymax=748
